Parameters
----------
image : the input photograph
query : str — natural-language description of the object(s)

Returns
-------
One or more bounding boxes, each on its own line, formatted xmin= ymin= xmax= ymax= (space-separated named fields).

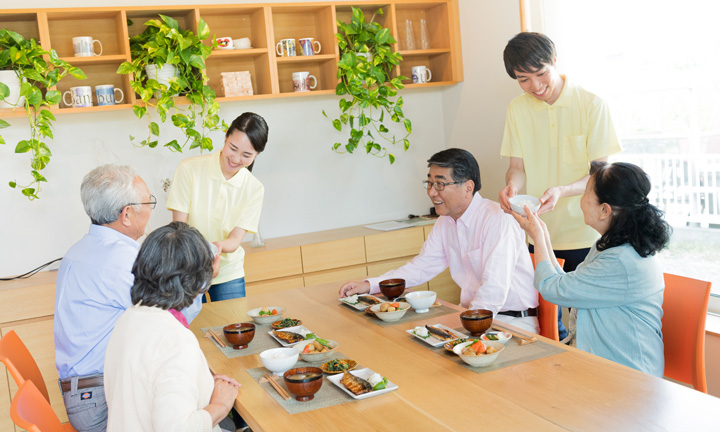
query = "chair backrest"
xmin=662 ymin=273 xmax=711 ymax=393
xmin=529 ymin=253 xmax=564 ymax=342
xmin=10 ymin=380 xmax=67 ymax=432
xmin=0 ymin=329 xmax=50 ymax=401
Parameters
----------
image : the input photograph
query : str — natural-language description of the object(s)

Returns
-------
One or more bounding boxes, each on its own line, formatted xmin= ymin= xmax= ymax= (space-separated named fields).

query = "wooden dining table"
xmin=191 ymin=281 xmax=719 ymax=431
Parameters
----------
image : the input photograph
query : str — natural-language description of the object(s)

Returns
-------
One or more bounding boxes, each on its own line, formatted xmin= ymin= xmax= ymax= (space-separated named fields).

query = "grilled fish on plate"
xmin=341 ymin=371 xmax=372 ymax=395
xmin=358 ymin=295 xmax=381 ymax=305
xmin=425 ymin=325 xmax=455 ymax=341
xmin=272 ymin=330 xmax=304 ymax=344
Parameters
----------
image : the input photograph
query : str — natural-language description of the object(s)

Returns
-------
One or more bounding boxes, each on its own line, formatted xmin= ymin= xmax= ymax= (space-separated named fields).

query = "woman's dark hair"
xmin=131 ymin=222 xmax=213 ymax=310
xmin=503 ymin=32 xmax=557 ymax=79
xmin=226 ymin=112 xmax=269 ymax=172
xmin=427 ymin=148 xmax=481 ymax=193
xmin=590 ymin=161 xmax=671 ymax=257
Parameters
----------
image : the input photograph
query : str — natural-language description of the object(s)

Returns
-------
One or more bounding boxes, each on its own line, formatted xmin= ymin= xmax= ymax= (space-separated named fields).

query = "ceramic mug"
xmin=233 ymin=37 xmax=251 ymax=49
xmin=62 ymin=86 xmax=93 ymax=107
xmin=72 ymin=36 xmax=102 ymax=57
xmin=216 ymin=37 xmax=233 ymax=49
xmin=298 ymin=38 xmax=321 ymax=56
xmin=292 ymin=71 xmax=317 ymax=92
xmin=95 ymin=85 xmax=124 ymax=106
xmin=276 ymin=38 xmax=296 ymax=57
xmin=411 ymin=65 xmax=432 ymax=83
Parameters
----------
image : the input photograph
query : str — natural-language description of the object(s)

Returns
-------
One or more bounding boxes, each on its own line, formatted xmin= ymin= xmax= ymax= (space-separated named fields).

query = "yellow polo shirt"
xmin=167 ymin=152 xmax=264 ymax=284
xmin=500 ymin=76 xmax=622 ymax=250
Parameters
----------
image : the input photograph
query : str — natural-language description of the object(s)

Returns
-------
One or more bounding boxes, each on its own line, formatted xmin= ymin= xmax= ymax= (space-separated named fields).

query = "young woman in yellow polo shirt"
xmin=167 ymin=112 xmax=269 ymax=301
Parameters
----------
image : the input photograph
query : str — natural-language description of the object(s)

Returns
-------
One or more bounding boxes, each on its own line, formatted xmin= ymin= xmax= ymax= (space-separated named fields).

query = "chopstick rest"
xmin=491 ymin=324 xmax=537 ymax=345
xmin=263 ymin=372 xmax=290 ymax=400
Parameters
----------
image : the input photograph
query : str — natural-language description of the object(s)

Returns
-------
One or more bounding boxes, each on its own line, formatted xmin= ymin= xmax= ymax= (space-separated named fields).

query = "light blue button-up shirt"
xmin=535 ymin=243 xmax=664 ymax=376
xmin=54 ymin=225 xmax=202 ymax=379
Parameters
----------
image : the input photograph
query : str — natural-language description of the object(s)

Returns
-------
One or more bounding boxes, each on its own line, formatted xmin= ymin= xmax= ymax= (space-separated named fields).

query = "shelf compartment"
xmin=46 ymin=11 xmax=128 ymax=58
xmin=1 ymin=13 xmax=41 ymax=42
xmin=125 ymin=9 xmax=198 ymax=39
xmin=205 ymin=54 xmax=273 ymax=98
xmin=207 ymin=48 xmax=268 ymax=59
xmin=276 ymin=57 xmax=337 ymax=94
xmin=200 ymin=6 xmax=268 ymax=50
xmin=55 ymin=62 xmax=131 ymax=109
xmin=275 ymin=53 xmax=336 ymax=63
xmin=394 ymin=2 xmax=450 ymax=51
xmin=58 ymin=54 xmax=129 ymax=66
xmin=397 ymin=52 xmax=453 ymax=85
xmin=270 ymin=5 xmax=335 ymax=58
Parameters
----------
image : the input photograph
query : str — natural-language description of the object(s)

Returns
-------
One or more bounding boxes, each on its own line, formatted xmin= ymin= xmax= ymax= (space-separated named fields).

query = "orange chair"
xmin=662 ymin=273 xmax=711 ymax=393
xmin=10 ymin=380 xmax=76 ymax=432
xmin=529 ymin=253 xmax=564 ymax=342
xmin=0 ymin=329 xmax=50 ymax=401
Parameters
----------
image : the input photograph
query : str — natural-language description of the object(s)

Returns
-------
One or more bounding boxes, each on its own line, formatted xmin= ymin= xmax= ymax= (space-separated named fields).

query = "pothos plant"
xmin=324 ymin=7 xmax=411 ymax=164
xmin=117 ymin=15 xmax=226 ymax=153
xmin=0 ymin=29 xmax=86 ymax=200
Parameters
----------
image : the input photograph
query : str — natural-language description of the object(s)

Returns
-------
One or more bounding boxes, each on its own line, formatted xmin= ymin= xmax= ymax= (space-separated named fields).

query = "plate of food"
xmin=406 ymin=324 xmax=468 ymax=347
xmin=270 ymin=318 xmax=302 ymax=330
xmin=320 ymin=358 xmax=357 ymax=374
xmin=328 ymin=368 xmax=398 ymax=400
xmin=339 ymin=294 xmax=382 ymax=310
xmin=480 ymin=330 xmax=512 ymax=344
xmin=268 ymin=325 xmax=313 ymax=346
xmin=247 ymin=306 xmax=284 ymax=325
xmin=443 ymin=338 xmax=470 ymax=353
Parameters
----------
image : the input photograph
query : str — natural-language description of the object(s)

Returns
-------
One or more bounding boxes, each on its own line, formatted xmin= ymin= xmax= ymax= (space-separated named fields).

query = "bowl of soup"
xmin=283 ymin=367 xmax=324 ymax=401
xmin=223 ymin=322 xmax=255 ymax=349
xmin=459 ymin=309 xmax=493 ymax=336
xmin=378 ymin=279 xmax=405 ymax=299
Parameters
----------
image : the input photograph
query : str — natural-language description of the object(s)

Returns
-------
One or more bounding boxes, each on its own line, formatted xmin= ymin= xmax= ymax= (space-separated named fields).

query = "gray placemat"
xmin=201 ymin=324 xmax=287 ymax=358
xmin=246 ymin=352 xmax=362 ymax=414
xmin=365 ymin=304 xmax=457 ymax=327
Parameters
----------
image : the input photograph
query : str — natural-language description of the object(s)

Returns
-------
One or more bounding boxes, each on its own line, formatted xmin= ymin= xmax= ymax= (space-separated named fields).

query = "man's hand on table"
xmin=339 ymin=281 xmax=371 ymax=297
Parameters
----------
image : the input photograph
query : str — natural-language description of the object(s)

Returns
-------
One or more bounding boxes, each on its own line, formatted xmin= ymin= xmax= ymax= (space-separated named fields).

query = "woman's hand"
xmin=538 ymin=186 xmax=563 ymax=214
xmin=511 ymin=205 xmax=545 ymax=242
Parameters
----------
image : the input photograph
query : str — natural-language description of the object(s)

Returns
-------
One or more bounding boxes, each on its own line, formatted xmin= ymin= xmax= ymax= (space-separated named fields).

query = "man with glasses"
xmin=53 ymin=164 xmax=207 ymax=431
xmin=339 ymin=149 xmax=538 ymax=333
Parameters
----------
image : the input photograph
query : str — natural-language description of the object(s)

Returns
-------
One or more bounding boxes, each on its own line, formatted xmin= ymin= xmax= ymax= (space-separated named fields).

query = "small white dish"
xmin=480 ymin=331 xmax=512 ymax=344
xmin=509 ymin=195 xmax=541 ymax=216
xmin=327 ymin=368 xmax=398 ymax=400
xmin=405 ymin=291 xmax=437 ymax=313
xmin=406 ymin=324 xmax=468 ymax=347
xmin=259 ymin=347 xmax=299 ymax=376
xmin=268 ymin=325 xmax=313 ymax=346
xmin=339 ymin=294 xmax=382 ymax=311
xmin=453 ymin=340 xmax=505 ymax=368
xmin=246 ymin=306 xmax=285 ymax=325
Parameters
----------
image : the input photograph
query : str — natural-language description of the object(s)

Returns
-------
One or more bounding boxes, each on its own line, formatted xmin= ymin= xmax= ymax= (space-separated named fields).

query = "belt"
xmin=497 ymin=307 xmax=538 ymax=318
xmin=59 ymin=375 xmax=104 ymax=392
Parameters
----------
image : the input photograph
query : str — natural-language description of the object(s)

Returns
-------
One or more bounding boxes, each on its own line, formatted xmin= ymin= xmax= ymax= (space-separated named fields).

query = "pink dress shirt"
xmin=367 ymin=193 xmax=538 ymax=313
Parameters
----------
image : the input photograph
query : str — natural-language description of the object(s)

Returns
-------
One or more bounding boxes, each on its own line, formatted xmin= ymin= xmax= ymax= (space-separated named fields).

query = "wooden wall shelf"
xmin=0 ymin=1 xmax=462 ymax=118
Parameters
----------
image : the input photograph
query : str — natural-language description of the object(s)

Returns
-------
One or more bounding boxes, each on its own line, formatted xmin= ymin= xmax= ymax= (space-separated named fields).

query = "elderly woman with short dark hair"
xmin=104 ymin=222 xmax=239 ymax=431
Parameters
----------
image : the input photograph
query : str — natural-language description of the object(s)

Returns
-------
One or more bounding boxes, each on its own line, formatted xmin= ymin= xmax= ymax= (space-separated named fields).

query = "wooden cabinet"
xmin=0 ymin=1 xmax=462 ymax=118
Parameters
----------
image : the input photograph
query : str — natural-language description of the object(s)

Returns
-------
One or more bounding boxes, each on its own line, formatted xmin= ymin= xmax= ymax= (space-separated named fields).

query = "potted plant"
xmin=117 ymin=15 xmax=225 ymax=153
xmin=0 ymin=29 xmax=86 ymax=200
xmin=324 ymin=7 xmax=411 ymax=164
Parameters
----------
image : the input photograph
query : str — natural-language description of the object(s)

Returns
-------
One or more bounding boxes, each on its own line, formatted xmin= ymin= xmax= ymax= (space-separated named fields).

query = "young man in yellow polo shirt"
xmin=498 ymin=32 xmax=622 ymax=343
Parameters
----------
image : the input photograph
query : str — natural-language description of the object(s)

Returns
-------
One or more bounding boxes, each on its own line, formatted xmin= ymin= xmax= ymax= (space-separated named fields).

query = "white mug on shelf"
xmin=95 ymin=85 xmax=124 ymax=106
xmin=62 ymin=86 xmax=93 ymax=108
xmin=72 ymin=36 xmax=102 ymax=57
xmin=292 ymin=71 xmax=317 ymax=92
xmin=411 ymin=65 xmax=432 ymax=84
xmin=233 ymin=37 xmax=251 ymax=49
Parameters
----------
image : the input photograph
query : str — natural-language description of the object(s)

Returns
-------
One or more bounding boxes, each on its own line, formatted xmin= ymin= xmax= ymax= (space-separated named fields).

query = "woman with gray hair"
xmin=104 ymin=222 xmax=239 ymax=431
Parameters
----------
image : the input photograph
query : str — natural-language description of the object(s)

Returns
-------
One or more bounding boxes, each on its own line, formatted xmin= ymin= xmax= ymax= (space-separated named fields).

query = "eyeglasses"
xmin=422 ymin=180 xmax=461 ymax=191
xmin=126 ymin=194 xmax=157 ymax=210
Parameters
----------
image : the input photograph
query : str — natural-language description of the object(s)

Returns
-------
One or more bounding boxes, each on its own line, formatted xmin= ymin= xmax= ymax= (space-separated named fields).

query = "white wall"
xmin=0 ymin=0 xmax=522 ymax=278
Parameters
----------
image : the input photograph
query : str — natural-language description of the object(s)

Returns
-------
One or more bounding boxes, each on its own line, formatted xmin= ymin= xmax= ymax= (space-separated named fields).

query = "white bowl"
xmin=480 ymin=331 xmax=512 ymax=344
xmin=293 ymin=339 xmax=339 ymax=363
xmin=369 ymin=301 xmax=411 ymax=322
xmin=247 ymin=306 xmax=285 ymax=325
xmin=453 ymin=340 xmax=505 ymax=367
xmin=405 ymin=291 xmax=437 ymax=313
xmin=259 ymin=347 xmax=299 ymax=376
xmin=509 ymin=195 xmax=541 ymax=216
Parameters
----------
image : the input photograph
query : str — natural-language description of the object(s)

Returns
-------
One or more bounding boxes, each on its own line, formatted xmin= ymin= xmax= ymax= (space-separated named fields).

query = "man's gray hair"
xmin=81 ymin=164 xmax=143 ymax=225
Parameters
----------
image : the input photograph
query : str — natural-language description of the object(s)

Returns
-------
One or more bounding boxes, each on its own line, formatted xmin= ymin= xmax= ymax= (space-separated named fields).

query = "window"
xmin=539 ymin=0 xmax=720 ymax=312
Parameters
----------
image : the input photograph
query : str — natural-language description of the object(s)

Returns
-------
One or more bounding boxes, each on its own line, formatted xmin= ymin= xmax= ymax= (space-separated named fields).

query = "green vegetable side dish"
xmin=304 ymin=333 xmax=331 ymax=347
xmin=373 ymin=377 xmax=388 ymax=391
xmin=326 ymin=359 xmax=351 ymax=372
xmin=276 ymin=318 xmax=300 ymax=328
xmin=485 ymin=334 xmax=499 ymax=341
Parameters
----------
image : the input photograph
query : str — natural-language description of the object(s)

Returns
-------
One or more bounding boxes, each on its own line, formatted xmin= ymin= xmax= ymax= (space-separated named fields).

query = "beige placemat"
xmin=201 ymin=324 xmax=286 ymax=358
xmin=246 ymin=353 xmax=362 ymax=414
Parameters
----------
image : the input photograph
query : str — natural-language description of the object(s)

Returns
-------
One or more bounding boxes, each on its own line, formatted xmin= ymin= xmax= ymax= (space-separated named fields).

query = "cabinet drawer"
xmin=0 ymin=279 xmax=56 ymax=323
xmin=303 ymin=265 xmax=367 ymax=287
xmin=244 ymin=247 xmax=302 ymax=283
xmin=246 ymin=275 xmax=304 ymax=297
xmin=364 ymin=226 xmax=425 ymax=263
xmin=428 ymin=268 xmax=460 ymax=305
xmin=366 ymin=257 xmax=429 ymax=291
xmin=301 ymin=237 xmax=366 ymax=273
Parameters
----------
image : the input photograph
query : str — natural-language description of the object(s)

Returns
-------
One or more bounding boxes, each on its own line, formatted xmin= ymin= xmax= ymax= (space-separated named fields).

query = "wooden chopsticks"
xmin=264 ymin=372 xmax=290 ymax=400
xmin=491 ymin=324 xmax=537 ymax=345
xmin=205 ymin=329 xmax=227 ymax=348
